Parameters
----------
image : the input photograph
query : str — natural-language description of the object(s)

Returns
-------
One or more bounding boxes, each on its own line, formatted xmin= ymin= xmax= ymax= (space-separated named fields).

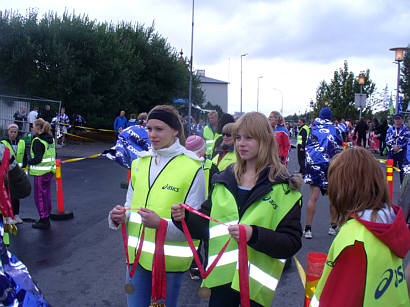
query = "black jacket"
xmin=28 ymin=133 xmax=54 ymax=165
xmin=174 ymin=165 xmax=302 ymax=259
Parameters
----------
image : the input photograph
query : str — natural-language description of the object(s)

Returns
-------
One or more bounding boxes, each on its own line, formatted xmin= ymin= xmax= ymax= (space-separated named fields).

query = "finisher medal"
xmin=124 ymin=282 xmax=134 ymax=294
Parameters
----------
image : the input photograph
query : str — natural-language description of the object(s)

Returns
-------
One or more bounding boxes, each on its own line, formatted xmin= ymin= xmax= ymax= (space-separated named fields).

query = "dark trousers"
xmin=379 ymin=138 xmax=386 ymax=155
xmin=297 ymin=146 xmax=306 ymax=175
xmin=390 ymin=150 xmax=407 ymax=184
xmin=357 ymin=134 xmax=366 ymax=147
xmin=12 ymin=198 xmax=19 ymax=215
xmin=209 ymin=283 xmax=263 ymax=307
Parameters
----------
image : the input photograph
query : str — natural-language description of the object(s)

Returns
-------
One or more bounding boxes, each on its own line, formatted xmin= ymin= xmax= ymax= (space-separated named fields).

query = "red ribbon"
xmin=180 ymin=204 xmax=250 ymax=306
xmin=151 ymin=218 xmax=168 ymax=303
xmin=0 ymin=147 xmax=14 ymax=219
xmin=181 ymin=218 xmax=231 ymax=279
xmin=239 ymin=225 xmax=250 ymax=307
xmin=121 ymin=222 xmax=145 ymax=280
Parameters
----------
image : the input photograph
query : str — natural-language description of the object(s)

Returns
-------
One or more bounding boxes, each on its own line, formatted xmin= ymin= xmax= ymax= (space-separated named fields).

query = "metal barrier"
xmin=0 ymin=94 xmax=61 ymax=138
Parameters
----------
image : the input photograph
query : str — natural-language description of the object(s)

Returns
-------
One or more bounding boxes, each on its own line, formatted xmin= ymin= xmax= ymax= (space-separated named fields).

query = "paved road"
xmin=9 ymin=145 xmax=402 ymax=306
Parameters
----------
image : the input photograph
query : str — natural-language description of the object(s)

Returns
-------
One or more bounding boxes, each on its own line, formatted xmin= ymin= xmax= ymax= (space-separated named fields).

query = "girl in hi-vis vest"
xmin=28 ymin=119 xmax=56 ymax=230
xmin=172 ymin=112 xmax=303 ymax=307
xmin=310 ymin=147 xmax=410 ymax=307
xmin=109 ymin=105 xmax=206 ymax=307
xmin=1 ymin=124 xmax=27 ymax=224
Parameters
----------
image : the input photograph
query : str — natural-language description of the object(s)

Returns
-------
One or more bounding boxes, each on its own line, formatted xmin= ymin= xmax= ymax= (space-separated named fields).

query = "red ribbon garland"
xmin=0 ymin=147 xmax=14 ymax=219
xmin=180 ymin=204 xmax=250 ymax=306
xmin=121 ymin=222 xmax=145 ymax=280
xmin=151 ymin=218 xmax=168 ymax=303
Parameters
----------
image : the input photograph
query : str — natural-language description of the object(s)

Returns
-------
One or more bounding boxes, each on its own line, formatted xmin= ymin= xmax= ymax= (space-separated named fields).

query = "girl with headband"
xmin=109 ymin=105 xmax=206 ymax=306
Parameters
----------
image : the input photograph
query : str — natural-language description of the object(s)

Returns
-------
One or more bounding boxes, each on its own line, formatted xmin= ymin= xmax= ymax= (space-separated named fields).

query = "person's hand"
xmin=300 ymin=148 xmax=304 ymax=152
xmin=138 ymin=208 xmax=161 ymax=229
xmin=110 ymin=205 xmax=126 ymax=226
xmin=119 ymin=128 xmax=123 ymax=133
xmin=171 ymin=203 xmax=185 ymax=222
xmin=393 ymin=145 xmax=400 ymax=152
xmin=228 ymin=224 xmax=253 ymax=242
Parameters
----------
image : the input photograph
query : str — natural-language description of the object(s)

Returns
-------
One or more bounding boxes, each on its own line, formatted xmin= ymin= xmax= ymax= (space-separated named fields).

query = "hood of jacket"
xmin=36 ymin=133 xmax=54 ymax=144
xmin=355 ymin=205 xmax=410 ymax=259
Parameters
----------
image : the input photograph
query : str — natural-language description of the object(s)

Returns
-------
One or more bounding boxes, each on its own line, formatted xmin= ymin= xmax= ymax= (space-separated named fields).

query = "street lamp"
xmin=390 ymin=47 xmax=408 ymax=113
xmin=358 ymin=74 xmax=365 ymax=119
xmin=257 ymin=76 xmax=263 ymax=112
xmin=240 ymin=53 xmax=248 ymax=113
xmin=188 ymin=0 xmax=195 ymax=135
xmin=272 ymin=88 xmax=283 ymax=114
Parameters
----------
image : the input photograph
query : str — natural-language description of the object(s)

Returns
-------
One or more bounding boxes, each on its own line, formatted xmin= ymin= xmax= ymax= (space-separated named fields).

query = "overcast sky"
xmin=6 ymin=0 xmax=410 ymax=116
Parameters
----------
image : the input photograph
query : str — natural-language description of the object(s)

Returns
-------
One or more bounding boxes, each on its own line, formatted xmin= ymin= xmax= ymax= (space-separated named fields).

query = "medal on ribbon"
xmin=121 ymin=222 xmax=145 ymax=295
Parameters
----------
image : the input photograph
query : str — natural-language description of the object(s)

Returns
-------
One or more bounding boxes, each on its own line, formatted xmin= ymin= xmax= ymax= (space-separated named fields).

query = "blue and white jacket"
xmin=304 ymin=118 xmax=343 ymax=187
xmin=385 ymin=124 xmax=409 ymax=157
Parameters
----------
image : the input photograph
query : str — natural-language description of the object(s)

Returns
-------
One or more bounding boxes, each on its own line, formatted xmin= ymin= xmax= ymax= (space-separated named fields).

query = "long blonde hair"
xmin=148 ymin=105 xmax=186 ymax=146
xmin=233 ymin=112 xmax=289 ymax=184
xmin=33 ymin=118 xmax=52 ymax=136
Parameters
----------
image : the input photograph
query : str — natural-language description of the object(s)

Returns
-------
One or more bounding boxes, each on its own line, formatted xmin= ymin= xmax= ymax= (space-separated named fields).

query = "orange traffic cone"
xmin=304 ymin=252 xmax=327 ymax=307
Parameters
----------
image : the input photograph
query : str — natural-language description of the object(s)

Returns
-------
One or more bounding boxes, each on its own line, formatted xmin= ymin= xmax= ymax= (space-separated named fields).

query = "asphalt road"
xmin=10 ymin=146 xmax=403 ymax=307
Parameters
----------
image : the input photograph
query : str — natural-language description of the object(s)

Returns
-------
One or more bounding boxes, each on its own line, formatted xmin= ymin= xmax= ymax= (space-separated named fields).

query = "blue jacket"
xmin=304 ymin=118 xmax=343 ymax=188
xmin=114 ymin=116 xmax=128 ymax=131
xmin=385 ymin=124 xmax=409 ymax=157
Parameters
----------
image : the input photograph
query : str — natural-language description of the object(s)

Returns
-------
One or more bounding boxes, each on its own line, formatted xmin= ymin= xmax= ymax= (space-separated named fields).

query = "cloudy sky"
xmin=6 ymin=0 xmax=410 ymax=116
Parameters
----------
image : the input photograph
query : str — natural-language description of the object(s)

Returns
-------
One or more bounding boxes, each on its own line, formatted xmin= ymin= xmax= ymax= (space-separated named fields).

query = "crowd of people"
xmin=1 ymin=103 xmax=409 ymax=306
xmin=107 ymin=105 xmax=409 ymax=307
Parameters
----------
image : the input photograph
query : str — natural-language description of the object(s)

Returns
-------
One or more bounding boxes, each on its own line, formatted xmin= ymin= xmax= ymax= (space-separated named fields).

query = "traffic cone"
xmin=50 ymin=159 xmax=74 ymax=220
xmin=304 ymin=252 xmax=327 ymax=307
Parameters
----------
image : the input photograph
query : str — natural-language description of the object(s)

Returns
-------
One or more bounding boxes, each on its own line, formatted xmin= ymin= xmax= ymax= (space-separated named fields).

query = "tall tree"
xmin=400 ymin=46 xmax=410 ymax=112
xmin=0 ymin=10 xmax=205 ymax=127
xmin=312 ymin=61 xmax=375 ymax=121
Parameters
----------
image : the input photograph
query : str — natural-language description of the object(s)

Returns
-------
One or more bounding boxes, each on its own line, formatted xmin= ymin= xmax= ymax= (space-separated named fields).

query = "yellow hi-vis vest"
xmin=29 ymin=137 xmax=56 ymax=176
xmin=310 ymin=218 xmax=409 ymax=307
xmin=297 ymin=125 xmax=310 ymax=146
xmin=203 ymin=125 xmax=220 ymax=157
xmin=203 ymin=158 xmax=214 ymax=199
xmin=1 ymin=139 xmax=25 ymax=167
xmin=211 ymin=151 xmax=236 ymax=172
xmin=203 ymin=183 xmax=301 ymax=307
xmin=127 ymin=154 xmax=201 ymax=272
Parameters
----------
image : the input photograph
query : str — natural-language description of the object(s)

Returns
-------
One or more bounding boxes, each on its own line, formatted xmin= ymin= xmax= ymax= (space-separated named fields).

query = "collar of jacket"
xmin=211 ymin=165 xmax=290 ymax=217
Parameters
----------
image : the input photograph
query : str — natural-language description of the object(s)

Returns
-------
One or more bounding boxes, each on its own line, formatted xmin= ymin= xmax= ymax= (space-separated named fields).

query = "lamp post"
xmin=188 ymin=0 xmax=195 ymax=134
xmin=358 ymin=74 xmax=365 ymax=119
xmin=390 ymin=47 xmax=408 ymax=113
xmin=240 ymin=53 xmax=248 ymax=114
xmin=272 ymin=88 xmax=283 ymax=114
xmin=257 ymin=76 xmax=263 ymax=112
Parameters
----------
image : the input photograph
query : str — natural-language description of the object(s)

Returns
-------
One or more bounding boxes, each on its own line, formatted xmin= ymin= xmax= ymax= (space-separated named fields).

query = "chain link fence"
xmin=0 ymin=95 xmax=61 ymax=139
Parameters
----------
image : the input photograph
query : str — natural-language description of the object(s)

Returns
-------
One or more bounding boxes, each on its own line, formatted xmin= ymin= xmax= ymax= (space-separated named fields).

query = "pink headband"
xmin=8 ymin=124 xmax=18 ymax=130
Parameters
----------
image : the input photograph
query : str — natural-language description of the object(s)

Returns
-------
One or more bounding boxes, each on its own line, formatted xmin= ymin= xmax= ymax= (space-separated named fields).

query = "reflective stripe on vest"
xmin=311 ymin=218 xmax=409 ymax=306
xmin=204 ymin=183 xmax=301 ymax=307
xmin=310 ymin=295 xmax=319 ymax=307
xmin=127 ymin=155 xmax=201 ymax=272
xmin=29 ymin=137 xmax=56 ymax=176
